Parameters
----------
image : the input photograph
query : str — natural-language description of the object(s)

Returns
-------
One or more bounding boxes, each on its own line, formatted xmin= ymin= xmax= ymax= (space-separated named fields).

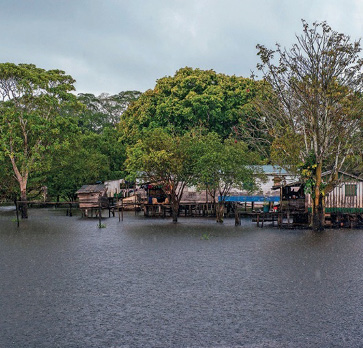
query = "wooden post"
xmin=287 ymin=211 xmax=290 ymax=228
xmin=135 ymin=194 xmax=137 ymax=215
xmin=98 ymin=199 xmax=102 ymax=228
xmin=15 ymin=200 xmax=20 ymax=228
xmin=234 ymin=203 xmax=240 ymax=226
xmin=118 ymin=200 xmax=121 ymax=222
xmin=121 ymin=199 xmax=124 ymax=221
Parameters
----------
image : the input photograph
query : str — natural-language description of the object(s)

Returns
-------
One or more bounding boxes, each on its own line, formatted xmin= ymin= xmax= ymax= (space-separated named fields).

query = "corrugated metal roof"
xmin=76 ymin=184 xmax=106 ymax=194
xmin=261 ymin=165 xmax=289 ymax=175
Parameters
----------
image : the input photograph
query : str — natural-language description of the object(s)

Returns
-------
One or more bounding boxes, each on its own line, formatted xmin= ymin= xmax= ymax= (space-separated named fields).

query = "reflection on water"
xmin=0 ymin=209 xmax=362 ymax=347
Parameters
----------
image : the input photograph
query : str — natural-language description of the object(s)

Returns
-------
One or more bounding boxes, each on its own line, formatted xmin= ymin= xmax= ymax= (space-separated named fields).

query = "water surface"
xmin=0 ymin=208 xmax=362 ymax=347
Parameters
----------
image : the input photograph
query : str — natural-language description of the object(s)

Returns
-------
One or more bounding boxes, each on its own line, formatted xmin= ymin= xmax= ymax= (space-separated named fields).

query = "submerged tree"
xmin=126 ymin=128 xmax=198 ymax=223
xmin=194 ymin=133 xmax=259 ymax=223
xmin=255 ymin=20 xmax=363 ymax=231
xmin=0 ymin=63 xmax=78 ymax=217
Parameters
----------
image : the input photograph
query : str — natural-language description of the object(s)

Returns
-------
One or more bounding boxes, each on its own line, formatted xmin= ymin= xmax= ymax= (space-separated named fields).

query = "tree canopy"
xmin=126 ymin=128 xmax=199 ymax=222
xmin=194 ymin=132 xmax=260 ymax=222
xmin=119 ymin=67 xmax=263 ymax=142
xmin=77 ymin=90 xmax=141 ymax=132
xmin=0 ymin=63 xmax=78 ymax=216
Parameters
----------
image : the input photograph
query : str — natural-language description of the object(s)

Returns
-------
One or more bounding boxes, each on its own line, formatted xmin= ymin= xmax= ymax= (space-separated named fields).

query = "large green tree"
xmin=119 ymin=67 xmax=262 ymax=142
xmin=194 ymin=133 xmax=260 ymax=222
xmin=126 ymin=128 xmax=198 ymax=223
xmin=255 ymin=21 xmax=363 ymax=231
xmin=0 ymin=63 xmax=78 ymax=217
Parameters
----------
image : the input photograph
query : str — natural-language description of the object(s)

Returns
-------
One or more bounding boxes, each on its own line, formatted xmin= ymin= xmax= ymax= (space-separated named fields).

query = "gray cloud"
xmin=1 ymin=0 xmax=362 ymax=95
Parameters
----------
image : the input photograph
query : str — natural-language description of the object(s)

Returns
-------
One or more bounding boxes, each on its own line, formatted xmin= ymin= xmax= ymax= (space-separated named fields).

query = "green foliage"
xmin=298 ymin=153 xmax=328 ymax=197
xmin=200 ymin=233 xmax=211 ymax=240
xmin=193 ymin=132 xmax=260 ymax=199
xmin=77 ymin=90 xmax=141 ymax=132
xmin=126 ymin=128 xmax=200 ymax=222
xmin=0 ymin=62 xmax=79 ymax=210
xmin=44 ymin=132 xmax=112 ymax=201
xmin=119 ymin=67 xmax=261 ymax=142
xmin=270 ymin=128 xmax=303 ymax=170
xmin=0 ymin=156 xmax=18 ymax=201
xmin=126 ymin=128 xmax=197 ymax=186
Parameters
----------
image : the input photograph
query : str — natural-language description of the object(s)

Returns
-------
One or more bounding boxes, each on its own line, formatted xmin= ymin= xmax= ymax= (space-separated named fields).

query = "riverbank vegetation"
xmin=1 ymin=20 xmax=362 ymax=230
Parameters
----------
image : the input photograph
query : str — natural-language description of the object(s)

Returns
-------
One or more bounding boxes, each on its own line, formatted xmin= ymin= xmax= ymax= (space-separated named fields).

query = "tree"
xmin=125 ymin=128 xmax=198 ymax=223
xmin=255 ymin=20 xmax=363 ymax=231
xmin=119 ymin=67 xmax=261 ymax=142
xmin=44 ymin=132 xmax=112 ymax=201
xmin=77 ymin=90 xmax=141 ymax=132
xmin=194 ymin=133 xmax=259 ymax=222
xmin=0 ymin=63 xmax=78 ymax=217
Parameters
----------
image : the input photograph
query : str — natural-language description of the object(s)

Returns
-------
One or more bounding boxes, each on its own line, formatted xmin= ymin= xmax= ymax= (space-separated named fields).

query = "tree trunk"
xmin=20 ymin=187 xmax=28 ymax=219
xmin=312 ymin=162 xmax=324 ymax=231
xmin=216 ymin=202 xmax=224 ymax=223
xmin=10 ymin=158 xmax=28 ymax=218
xmin=170 ymin=190 xmax=179 ymax=223
xmin=171 ymin=200 xmax=179 ymax=223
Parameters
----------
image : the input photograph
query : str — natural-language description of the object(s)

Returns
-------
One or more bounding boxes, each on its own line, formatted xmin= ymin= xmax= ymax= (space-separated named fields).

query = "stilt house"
xmin=76 ymin=184 xmax=109 ymax=216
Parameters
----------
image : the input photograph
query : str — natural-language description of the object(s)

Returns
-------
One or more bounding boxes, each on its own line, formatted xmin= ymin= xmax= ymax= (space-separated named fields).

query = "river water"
xmin=0 ymin=208 xmax=362 ymax=347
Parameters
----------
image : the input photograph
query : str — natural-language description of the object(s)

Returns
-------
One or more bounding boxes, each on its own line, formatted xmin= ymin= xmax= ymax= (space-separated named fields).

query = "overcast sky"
xmin=1 ymin=0 xmax=362 ymax=95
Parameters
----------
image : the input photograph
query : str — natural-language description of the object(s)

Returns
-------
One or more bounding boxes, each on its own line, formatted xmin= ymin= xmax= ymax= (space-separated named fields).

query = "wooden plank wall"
xmin=307 ymin=181 xmax=363 ymax=210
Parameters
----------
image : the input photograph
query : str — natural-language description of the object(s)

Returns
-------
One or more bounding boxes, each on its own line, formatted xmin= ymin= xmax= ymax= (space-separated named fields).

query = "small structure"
xmin=76 ymin=184 xmax=109 ymax=217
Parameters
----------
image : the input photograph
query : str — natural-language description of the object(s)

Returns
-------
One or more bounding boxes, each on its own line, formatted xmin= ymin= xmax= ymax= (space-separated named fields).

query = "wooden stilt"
xmin=121 ymin=199 xmax=124 ymax=221
xmin=234 ymin=203 xmax=241 ymax=226
xmin=98 ymin=200 xmax=102 ymax=228
xmin=15 ymin=200 xmax=20 ymax=228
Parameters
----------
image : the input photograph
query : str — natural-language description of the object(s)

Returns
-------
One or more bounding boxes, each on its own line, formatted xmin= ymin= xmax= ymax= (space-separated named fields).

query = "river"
xmin=0 ymin=208 xmax=362 ymax=347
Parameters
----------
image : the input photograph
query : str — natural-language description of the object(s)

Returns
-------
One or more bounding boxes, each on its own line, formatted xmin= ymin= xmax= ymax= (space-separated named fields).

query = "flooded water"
xmin=0 ymin=208 xmax=362 ymax=347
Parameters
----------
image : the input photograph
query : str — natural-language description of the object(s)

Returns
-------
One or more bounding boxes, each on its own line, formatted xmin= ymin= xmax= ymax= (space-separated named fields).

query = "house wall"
xmin=307 ymin=180 xmax=363 ymax=209
xmin=180 ymin=186 xmax=215 ymax=203
xmin=179 ymin=173 xmax=299 ymax=203
xmin=78 ymin=192 xmax=107 ymax=208
xmin=256 ymin=174 xmax=298 ymax=196
xmin=104 ymin=179 xmax=125 ymax=197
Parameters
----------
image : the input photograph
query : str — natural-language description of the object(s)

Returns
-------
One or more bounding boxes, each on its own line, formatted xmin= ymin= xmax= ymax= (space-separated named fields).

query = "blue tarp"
xmin=218 ymin=196 xmax=280 ymax=202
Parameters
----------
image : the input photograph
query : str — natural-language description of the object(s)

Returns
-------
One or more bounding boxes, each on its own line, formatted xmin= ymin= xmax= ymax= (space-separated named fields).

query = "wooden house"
xmin=311 ymin=172 xmax=363 ymax=213
xmin=273 ymin=171 xmax=363 ymax=227
xmin=76 ymin=184 xmax=109 ymax=217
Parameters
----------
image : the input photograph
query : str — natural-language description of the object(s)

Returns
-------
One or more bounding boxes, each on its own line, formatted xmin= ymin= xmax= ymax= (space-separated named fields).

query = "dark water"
xmin=0 ymin=208 xmax=362 ymax=348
